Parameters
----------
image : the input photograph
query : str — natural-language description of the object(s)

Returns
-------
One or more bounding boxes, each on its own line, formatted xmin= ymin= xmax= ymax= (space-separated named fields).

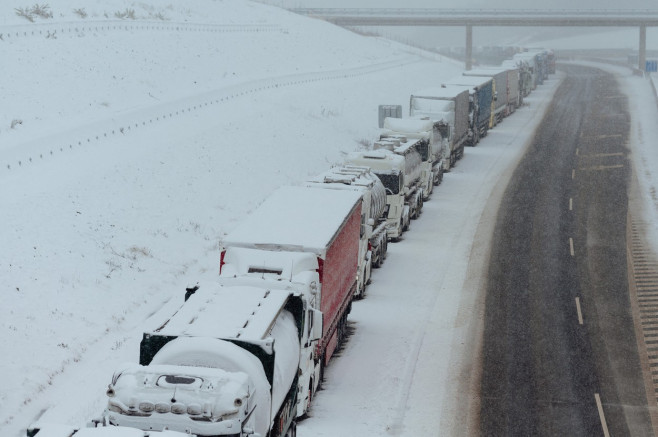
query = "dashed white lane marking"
xmin=575 ymin=297 xmax=583 ymax=325
xmin=595 ymin=393 xmax=611 ymax=437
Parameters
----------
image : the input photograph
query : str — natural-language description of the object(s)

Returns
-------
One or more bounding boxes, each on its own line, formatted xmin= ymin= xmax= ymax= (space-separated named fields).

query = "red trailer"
xmin=219 ymin=185 xmax=362 ymax=367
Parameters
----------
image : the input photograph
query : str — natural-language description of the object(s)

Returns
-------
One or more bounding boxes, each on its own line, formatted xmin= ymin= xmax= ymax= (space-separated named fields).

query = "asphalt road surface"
xmin=480 ymin=64 xmax=654 ymax=436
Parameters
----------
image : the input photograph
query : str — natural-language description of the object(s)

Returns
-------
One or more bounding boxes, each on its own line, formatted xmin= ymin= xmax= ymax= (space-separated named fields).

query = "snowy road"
xmin=480 ymin=64 xmax=653 ymax=436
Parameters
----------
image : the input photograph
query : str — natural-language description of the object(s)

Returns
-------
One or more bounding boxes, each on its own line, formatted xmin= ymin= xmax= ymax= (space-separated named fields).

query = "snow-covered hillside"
xmin=4 ymin=1 xmax=658 ymax=436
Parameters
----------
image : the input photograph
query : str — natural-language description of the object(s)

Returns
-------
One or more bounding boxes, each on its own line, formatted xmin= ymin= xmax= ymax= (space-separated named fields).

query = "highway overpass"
xmin=291 ymin=8 xmax=658 ymax=70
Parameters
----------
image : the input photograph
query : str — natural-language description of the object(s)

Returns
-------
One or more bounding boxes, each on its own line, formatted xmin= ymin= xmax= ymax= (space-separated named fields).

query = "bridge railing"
xmin=291 ymin=8 xmax=658 ymax=19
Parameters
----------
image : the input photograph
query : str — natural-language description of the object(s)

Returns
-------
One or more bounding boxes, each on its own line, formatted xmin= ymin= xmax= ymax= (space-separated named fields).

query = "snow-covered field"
xmin=3 ymin=1 xmax=658 ymax=436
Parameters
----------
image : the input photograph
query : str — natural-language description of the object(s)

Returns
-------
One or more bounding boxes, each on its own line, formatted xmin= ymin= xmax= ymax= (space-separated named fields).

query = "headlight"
xmin=139 ymin=401 xmax=155 ymax=413
xmin=155 ymin=403 xmax=170 ymax=413
xmin=171 ymin=403 xmax=187 ymax=415
xmin=187 ymin=403 xmax=202 ymax=415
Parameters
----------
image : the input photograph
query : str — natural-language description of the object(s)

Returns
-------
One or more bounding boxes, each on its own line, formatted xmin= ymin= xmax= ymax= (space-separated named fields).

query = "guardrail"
xmin=0 ymin=20 xmax=281 ymax=41
xmin=1 ymin=57 xmax=420 ymax=173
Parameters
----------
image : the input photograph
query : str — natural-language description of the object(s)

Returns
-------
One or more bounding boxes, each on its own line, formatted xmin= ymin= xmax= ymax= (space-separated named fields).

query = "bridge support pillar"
xmin=639 ymin=25 xmax=646 ymax=72
xmin=466 ymin=24 xmax=473 ymax=70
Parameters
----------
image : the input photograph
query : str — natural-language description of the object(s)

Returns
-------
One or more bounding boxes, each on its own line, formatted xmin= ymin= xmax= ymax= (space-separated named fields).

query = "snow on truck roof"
xmin=446 ymin=75 xmax=493 ymax=88
xmin=345 ymin=149 xmax=406 ymax=173
xmin=374 ymin=137 xmax=421 ymax=155
xmin=153 ymin=282 xmax=292 ymax=341
xmin=382 ymin=117 xmax=433 ymax=134
xmin=222 ymin=186 xmax=361 ymax=255
xmin=307 ymin=165 xmax=375 ymax=187
xmin=411 ymin=85 xmax=469 ymax=99
xmin=464 ymin=67 xmax=509 ymax=76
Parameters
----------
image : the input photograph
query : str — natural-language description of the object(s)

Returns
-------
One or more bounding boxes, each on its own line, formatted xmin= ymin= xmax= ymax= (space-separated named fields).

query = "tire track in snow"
xmin=1 ymin=56 xmax=422 ymax=174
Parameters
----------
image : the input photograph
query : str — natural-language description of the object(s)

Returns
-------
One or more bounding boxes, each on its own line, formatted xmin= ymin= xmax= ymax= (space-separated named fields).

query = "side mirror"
xmin=310 ymin=309 xmax=323 ymax=342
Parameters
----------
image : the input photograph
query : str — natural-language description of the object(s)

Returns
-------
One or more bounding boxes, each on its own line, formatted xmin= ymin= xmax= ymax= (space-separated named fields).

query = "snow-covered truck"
xmin=502 ymin=59 xmax=528 ymax=105
xmin=409 ymin=85 xmax=469 ymax=170
xmin=27 ymin=425 xmax=192 ymax=437
xmin=445 ymin=75 xmax=495 ymax=146
xmin=305 ymin=165 xmax=388 ymax=297
xmin=513 ymin=52 xmax=541 ymax=90
xmin=503 ymin=67 xmax=521 ymax=113
xmin=218 ymin=185 xmax=362 ymax=413
xmin=105 ymin=281 xmax=311 ymax=437
xmin=380 ymin=117 xmax=444 ymax=197
xmin=463 ymin=67 xmax=514 ymax=123
xmin=345 ymin=141 xmax=423 ymax=240
xmin=504 ymin=58 xmax=533 ymax=100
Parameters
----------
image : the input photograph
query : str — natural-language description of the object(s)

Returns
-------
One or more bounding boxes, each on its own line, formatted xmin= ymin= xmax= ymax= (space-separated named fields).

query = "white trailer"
xmin=380 ymin=117 xmax=444 ymax=199
xmin=306 ymin=165 xmax=388 ymax=298
xmin=409 ymin=85 xmax=470 ymax=170
xmin=503 ymin=66 xmax=521 ymax=113
xmin=345 ymin=145 xmax=423 ymax=240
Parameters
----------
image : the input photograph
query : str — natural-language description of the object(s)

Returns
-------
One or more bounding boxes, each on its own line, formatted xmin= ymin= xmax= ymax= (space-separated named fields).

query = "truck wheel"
xmin=356 ymin=278 xmax=365 ymax=300
xmin=424 ymin=182 xmax=432 ymax=200
xmin=373 ymin=246 xmax=381 ymax=268
xmin=285 ymin=420 xmax=297 ymax=437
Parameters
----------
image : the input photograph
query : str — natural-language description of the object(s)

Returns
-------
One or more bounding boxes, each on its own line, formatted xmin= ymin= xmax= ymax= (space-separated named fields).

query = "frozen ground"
xmin=2 ymin=1 xmax=657 ymax=436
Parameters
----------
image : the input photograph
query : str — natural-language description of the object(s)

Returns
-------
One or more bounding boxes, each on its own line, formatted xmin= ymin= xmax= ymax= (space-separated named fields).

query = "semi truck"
xmin=513 ymin=52 xmax=541 ymax=90
xmin=409 ymin=85 xmax=469 ymax=170
xmin=380 ymin=116 xmax=444 ymax=195
xmin=502 ymin=59 xmax=530 ymax=104
xmin=105 ymin=282 xmax=307 ymax=437
xmin=463 ymin=67 xmax=514 ymax=124
xmin=306 ymin=165 xmax=388 ymax=298
xmin=345 ymin=142 xmax=423 ymax=240
xmin=218 ymin=185 xmax=362 ymax=416
xmin=445 ymin=75 xmax=494 ymax=146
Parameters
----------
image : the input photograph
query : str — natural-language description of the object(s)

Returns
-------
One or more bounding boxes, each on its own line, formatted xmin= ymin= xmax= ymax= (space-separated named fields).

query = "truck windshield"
xmin=376 ymin=173 xmax=401 ymax=195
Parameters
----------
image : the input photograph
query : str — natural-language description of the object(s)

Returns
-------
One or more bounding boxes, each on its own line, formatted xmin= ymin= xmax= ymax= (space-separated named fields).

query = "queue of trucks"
xmin=27 ymin=47 xmax=554 ymax=437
